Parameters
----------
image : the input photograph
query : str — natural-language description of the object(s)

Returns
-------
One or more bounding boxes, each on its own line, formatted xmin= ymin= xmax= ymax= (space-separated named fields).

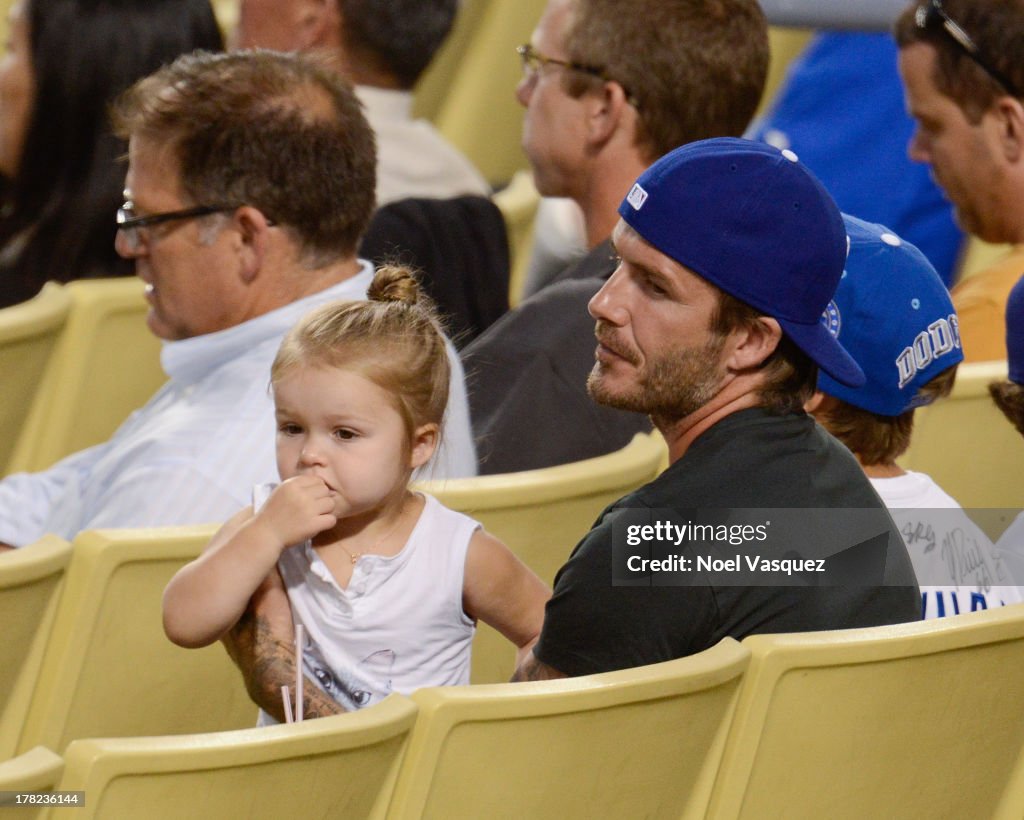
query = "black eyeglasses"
xmin=516 ymin=43 xmax=639 ymax=109
xmin=116 ymin=203 xmax=240 ymax=252
xmin=116 ymin=203 xmax=238 ymax=232
xmin=915 ymin=0 xmax=1020 ymax=98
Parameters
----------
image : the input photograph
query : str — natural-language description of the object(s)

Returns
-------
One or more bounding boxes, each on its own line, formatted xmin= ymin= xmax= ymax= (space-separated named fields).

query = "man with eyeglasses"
xmin=895 ymin=0 xmax=1024 ymax=362
xmin=463 ymin=0 xmax=769 ymax=474
xmin=0 ymin=50 xmax=477 ymax=551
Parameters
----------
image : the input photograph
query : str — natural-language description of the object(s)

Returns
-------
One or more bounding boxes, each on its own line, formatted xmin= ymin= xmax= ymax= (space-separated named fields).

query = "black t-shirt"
xmin=533 ymin=408 xmax=921 ymax=677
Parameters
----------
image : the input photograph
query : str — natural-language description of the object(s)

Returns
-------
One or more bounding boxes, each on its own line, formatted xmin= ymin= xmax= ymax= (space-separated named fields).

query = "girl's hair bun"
xmin=367 ymin=264 xmax=422 ymax=306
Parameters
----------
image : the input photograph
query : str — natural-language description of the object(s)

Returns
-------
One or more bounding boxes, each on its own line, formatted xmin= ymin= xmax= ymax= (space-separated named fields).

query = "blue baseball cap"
xmin=618 ymin=137 xmax=864 ymax=387
xmin=818 ymin=215 xmax=963 ymax=416
xmin=1008 ymin=275 xmax=1024 ymax=385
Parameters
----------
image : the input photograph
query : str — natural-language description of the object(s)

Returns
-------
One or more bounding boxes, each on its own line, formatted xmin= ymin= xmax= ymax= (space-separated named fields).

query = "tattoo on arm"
xmin=510 ymin=651 xmax=567 ymax=683
xmin=223 ymin=608 xmax=344 ymax=721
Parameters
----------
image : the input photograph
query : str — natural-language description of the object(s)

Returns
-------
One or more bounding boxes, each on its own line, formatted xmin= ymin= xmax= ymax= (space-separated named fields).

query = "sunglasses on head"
xmin=915 ymin=0 xmax=1020 ymax=98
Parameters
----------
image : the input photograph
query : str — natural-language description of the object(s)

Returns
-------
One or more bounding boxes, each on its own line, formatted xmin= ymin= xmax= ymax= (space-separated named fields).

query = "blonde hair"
xmin=272 ymin=266 xmax=450 ymax=440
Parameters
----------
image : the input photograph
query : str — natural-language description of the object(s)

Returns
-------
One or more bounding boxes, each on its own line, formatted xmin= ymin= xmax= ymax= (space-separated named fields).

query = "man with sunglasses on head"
xmin=895 ymin=0 xmax=1024 ymax=362
xmin=464 ymin=0 xmax=769 ymax=474
xmin=0 ymin=50 xmax=477 ymax=551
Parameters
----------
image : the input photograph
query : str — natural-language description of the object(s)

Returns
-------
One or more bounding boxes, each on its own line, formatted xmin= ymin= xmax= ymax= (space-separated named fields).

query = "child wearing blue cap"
xmin=990 ymin=277 xmax=1024 ymax=555
xmin=808 ymin=215 xmax=1023 ymax=618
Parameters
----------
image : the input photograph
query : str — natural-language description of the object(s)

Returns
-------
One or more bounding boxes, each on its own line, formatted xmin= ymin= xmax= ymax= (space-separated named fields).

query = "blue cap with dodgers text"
xmin=818 ymin=215 xmax=963 ymax=415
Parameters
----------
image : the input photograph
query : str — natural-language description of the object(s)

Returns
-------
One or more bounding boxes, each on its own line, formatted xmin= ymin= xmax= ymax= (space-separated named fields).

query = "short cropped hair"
xmin=822 ymin=367 xmax=958 ymax=465
xmin=562 ymin=0 xmax=768 ymax=160
xmin=112 ymin=49 xmax=377 ymax=267
xmin=989 ymin=381 xmax=1024 ymax=437
xmin=339 ymin=0 xmax=456 ymax=89
xmin=710 ymin=290 xmax=818 ymax=416
xmin=894 ymin=0 xmax=1024 ymax=121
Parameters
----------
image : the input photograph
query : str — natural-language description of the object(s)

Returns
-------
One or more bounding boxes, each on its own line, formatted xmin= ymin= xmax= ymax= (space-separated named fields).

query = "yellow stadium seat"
xmin=0 ymin=283 xmax=71 ymax=474
xmin=899 ymin=360 xmax=1024 ymax=508
xmin=416 ymin=432 xmax=665 ymax=683
xmin=493 ymin=169 xmax=541 ymax=306
xmin=16 ymin=525 xmax=254 ymax=755
xmin=413 ymin=0 xmax=491 ymax=123
xmin=51 ymin=695 xmax=417 ymax=820
xmin=758 ymin=27 xmax=814 ymax=118
xmin=209 ymin=0 xmax=236 ymax=35
xmin=430 ymin=0 xmax=547 ymax=186
xmin=707 ymin=604 xmax=1024 ymax=819
xmin=7 ymin=277 xmax=164 ymax=475
xmin=0 ymin=536 xmax=71 ymax=759
xmin=383 ymin=638 xmax=748 ymax=820
xmin=0 ymin=746 xmax=64 ymax=818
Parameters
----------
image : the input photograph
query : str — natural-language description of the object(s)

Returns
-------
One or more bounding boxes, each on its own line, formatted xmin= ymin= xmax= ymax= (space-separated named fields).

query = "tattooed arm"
xmin=221 ymin=571 xmax=344 ymax=721
xmin=510 ymin=649 xmax=567 ymax=682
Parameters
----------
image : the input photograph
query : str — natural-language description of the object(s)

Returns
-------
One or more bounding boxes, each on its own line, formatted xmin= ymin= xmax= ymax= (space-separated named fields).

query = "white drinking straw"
xmin=281 ymin=685 xmax=294 ymax=724
xmin=295 ymin=623 xmax=304 ymax=723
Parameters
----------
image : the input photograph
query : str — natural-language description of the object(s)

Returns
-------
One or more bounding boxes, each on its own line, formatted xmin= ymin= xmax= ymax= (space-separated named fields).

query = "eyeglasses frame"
xmin=116 ymin=203 xmax=239 ymax=233
xmin=516 ymin=43 xmax=639 ymax=109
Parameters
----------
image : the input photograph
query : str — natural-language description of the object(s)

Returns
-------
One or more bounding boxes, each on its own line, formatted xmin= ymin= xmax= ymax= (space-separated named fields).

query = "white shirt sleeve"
xmin=70 ymin=460 xmax=250 ymax=532
xmin=0 ymin=445 xmax=106 ymax=547
xmin=425 ymin=339 xmax=477 ymax=480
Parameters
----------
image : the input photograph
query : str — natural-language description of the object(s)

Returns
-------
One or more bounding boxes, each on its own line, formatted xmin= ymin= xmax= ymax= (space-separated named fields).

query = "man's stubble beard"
xmin=587 ymin=325 xmax=727 ymax=427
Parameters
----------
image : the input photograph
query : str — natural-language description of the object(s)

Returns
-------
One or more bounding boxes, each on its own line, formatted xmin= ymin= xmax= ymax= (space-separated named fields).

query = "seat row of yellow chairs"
xmin=3 ymin=424 xmax=1024 ymax=817
xmin=0 ymin=432 xmax=666 ymax=764
xmin=4 ymin=605 xmax=1024 ymax=819
xmin=0 ymin=278 xmax=164 ymax=477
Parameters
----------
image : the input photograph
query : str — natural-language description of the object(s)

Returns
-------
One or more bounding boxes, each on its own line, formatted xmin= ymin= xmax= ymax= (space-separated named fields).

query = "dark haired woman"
xmin=0 ymin=0 xmax=223 ymax=308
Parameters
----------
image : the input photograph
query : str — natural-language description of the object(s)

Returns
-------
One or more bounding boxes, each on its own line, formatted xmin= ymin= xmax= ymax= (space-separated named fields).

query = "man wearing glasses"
xmin=0 ymin=50 xmax=476 ymax=550
xmin=895 ymin=0 xmax=1024 ymax=362
xmin=463 ymin=0 xmax=769 ymax=474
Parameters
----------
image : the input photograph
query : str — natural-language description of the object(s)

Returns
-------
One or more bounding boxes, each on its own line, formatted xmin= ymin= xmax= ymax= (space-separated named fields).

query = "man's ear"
xmin=299 ymin=0 xmax=343 ymax=49
xmin=804 ymin=390 xmax=827 ymax=415
xmin=231 ymin=206 xmax=274 ymax=284
xmin=724 ymin=316 xmax=783 ymax=372
xmin=409 ymin=423 xmax=440 ymax=470
xmin=992 ymin=94 xmax=1024 ymax=163
xmin=584 ymin=80 xmax=632 ymax=148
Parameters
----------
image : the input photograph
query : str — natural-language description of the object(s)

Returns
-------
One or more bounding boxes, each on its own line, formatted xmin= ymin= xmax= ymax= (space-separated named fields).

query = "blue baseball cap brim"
xmin=780 ymin=315 xmax=866 ymax=389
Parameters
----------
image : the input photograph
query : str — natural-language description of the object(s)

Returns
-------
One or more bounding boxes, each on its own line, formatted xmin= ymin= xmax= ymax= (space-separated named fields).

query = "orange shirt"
xmin=952 ymin=246 xmax=1024 ymax=362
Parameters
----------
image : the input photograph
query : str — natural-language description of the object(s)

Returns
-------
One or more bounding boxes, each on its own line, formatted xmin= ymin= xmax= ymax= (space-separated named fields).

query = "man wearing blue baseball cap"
xmin=807 ymin=215 xmax=1023 ymax=618
xmin=513 ymin=138 xmax=921 ymax=682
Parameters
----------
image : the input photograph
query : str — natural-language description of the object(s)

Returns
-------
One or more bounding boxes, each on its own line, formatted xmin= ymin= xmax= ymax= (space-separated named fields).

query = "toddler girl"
xmin=163 ymin=267 xmax=550 ymax=718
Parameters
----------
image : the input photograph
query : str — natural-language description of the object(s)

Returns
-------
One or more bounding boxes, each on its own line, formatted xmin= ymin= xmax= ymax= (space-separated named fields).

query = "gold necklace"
xmin=337 ymin=505 xmax=408 ymax=565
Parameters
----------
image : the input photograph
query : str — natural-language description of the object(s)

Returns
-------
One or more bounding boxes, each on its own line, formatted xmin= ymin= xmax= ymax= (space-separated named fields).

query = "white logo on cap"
xmin=626 ymin=183 xmax=648 ymax=211
xmin=895 ymin=314 xmax=961 ymax=389
xmin=820 ymin=300 xmax=841 ymax=338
